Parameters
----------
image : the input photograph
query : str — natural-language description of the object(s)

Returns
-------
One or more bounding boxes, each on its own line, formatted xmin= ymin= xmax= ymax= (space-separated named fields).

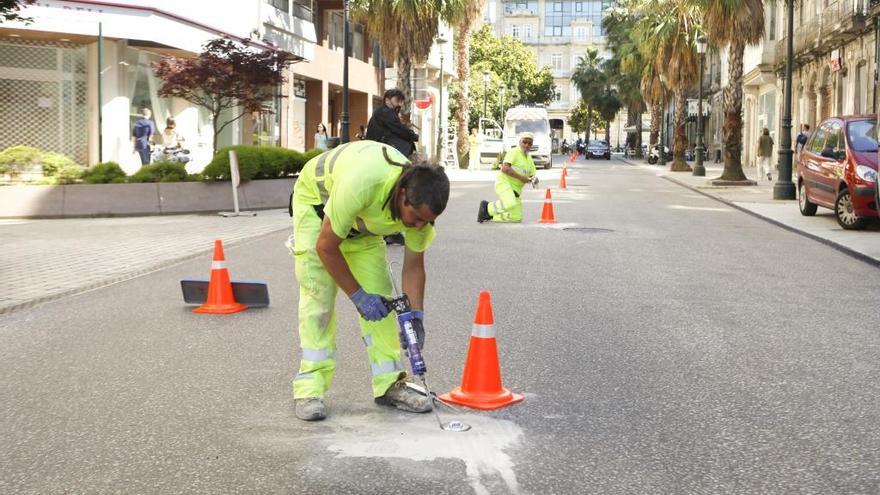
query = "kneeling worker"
xmin=477 ymin=132 xmax=538 ymax=223
xmin=290 ymin=139 xmax=450 ymax=421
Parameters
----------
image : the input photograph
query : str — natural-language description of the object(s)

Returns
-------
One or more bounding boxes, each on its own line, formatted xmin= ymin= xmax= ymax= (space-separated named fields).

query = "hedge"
xmin=202 ymin=145 xmax=323 ymax=181
xmin=129 ymin=161 xmax=191 ymax=183
xmin=81 ymin=162 xmax=127 ymax=184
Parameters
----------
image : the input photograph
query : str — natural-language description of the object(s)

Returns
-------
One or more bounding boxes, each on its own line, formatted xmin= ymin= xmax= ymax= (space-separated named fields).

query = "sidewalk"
xmin=0 ymin=211 xmax=291 ymax=314
xmin=621 ymin=158 xmax=880 ymax=266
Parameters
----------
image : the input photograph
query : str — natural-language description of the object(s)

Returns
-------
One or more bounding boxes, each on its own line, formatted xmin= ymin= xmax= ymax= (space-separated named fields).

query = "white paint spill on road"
xmin=326 ymin=411 xmax=524 ymax=495
xmin=667 ymin=204 xmax=731 ymax=212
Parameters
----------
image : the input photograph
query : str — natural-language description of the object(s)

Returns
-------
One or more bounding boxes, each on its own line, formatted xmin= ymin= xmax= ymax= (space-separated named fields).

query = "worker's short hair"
xmin=383 ymin=88 xmax=405 ymax=101
xmin=387 ymin=161 xmax=450 ymax=220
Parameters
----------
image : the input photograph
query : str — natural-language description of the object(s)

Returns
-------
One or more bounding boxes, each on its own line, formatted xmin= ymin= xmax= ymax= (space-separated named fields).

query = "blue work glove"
xmin=349 ymin=288 xmax=389 ymax=322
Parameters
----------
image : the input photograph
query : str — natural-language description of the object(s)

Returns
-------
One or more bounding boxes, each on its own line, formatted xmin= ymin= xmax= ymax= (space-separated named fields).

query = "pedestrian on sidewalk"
xmin=315 ymin=123 xmax=329 ymax=151
xmin=131 ymin=108 xmax=156 ymax=165
xmin=289 ymin=140 xmax=450 ymax=422
xmin=477 ymin=132 xmax=538 ymax=223
xmin=757 ymin=127 xmax=775 ymax=181
xmin=796 ymin=124 xmax=811 ymax=157
xmin=468 ymin=128 xmax=481 ymax=169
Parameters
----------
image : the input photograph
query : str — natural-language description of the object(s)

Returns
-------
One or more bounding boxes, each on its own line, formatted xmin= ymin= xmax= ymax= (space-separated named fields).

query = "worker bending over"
xmin=290 ymin=140 xmax=450 ymax=421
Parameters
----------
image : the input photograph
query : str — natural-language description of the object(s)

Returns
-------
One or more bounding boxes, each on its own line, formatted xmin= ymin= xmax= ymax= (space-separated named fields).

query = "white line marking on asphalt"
xmin=668 ymin=205 xmax=731 ymax=212
xmin=327 ymin=412 xmax=524 ymax=495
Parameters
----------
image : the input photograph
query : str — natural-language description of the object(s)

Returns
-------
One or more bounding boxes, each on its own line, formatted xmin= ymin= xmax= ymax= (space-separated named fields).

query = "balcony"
xmin=774 ymin=0 xmax=867 ymax=68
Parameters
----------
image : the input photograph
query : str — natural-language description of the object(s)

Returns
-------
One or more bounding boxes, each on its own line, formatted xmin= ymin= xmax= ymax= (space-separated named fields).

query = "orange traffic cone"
xmin=193 ymin=240 xmax=247 ymax=314
xmin=440 ymin=291 xmax=523 ymax=410
xmin=538 ymin=188 xmax=557 ymax=224
xmin=559 ymin=167 xmax=568 ymax=190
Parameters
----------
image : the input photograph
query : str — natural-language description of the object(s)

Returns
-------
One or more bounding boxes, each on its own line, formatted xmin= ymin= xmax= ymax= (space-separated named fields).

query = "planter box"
xmin=0 ymin=178 xmax=296 ymax=218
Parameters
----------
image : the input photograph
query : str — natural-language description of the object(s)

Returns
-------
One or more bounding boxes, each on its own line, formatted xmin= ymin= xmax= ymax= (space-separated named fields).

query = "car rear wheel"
xmin=798 ymin=181 xmax=817 ymax=216
xmin=835 ymin=187 xmax=869 ymax=230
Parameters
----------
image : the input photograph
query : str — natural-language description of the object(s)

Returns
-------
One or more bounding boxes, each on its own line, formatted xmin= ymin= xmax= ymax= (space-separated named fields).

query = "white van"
xmin=503 ymin=105 xmax=553 ymax=169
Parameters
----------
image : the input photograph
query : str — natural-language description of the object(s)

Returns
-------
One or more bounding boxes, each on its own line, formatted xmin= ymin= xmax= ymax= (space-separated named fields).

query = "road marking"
xmin=668 ymin=205 xmax=731 ymax=212
xmin=327 ymin=412 xmax=524 ymax=495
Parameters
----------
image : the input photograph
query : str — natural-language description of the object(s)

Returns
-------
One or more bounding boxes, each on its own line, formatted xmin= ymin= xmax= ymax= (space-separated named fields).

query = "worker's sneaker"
xmin=477 ymin=200 xmax=491 ymax=223
xmin=375 ymin=380 xmax=433 ymax=413
xmin=295 ymin=397 xmax=327 ymax=421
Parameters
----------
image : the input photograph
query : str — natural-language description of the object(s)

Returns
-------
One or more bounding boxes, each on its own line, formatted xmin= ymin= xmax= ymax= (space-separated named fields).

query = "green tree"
xmin=450 ymin=0 xmax=487 ymax=161
xmin=696 ymin=0 xmax=765 ymax=181
xmin=571 ymin=48 xmax=606 ymax=144
xmin=603 ymin=5 xmax=646 ymax=156
xmin=354 ymin=1 xmax=468 ymax=125
xmin=595 ymin=85 xmax=622 ymax=144
xmin=641 ymin=64 xmax=667 ymax=159
xmin=449 ymin=26 xmax=554 ymax=132
xmin=633 ymin=0 xmax=702 ymax=171
xmin=568 ymin=100 xmax=599 ymax=139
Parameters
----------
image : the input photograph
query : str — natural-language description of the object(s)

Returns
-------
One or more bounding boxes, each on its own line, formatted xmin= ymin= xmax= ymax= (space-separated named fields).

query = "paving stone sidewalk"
xmin=0 ymin=210 xmax=292 ymax=314
xmin=620 ymin=157 xmax=880 ymax=265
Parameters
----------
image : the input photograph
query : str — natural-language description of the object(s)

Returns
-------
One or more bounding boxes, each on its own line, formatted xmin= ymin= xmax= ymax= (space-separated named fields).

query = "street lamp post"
xmin=499 ymin=83 xmax=506 ymax=123
xmin=482 ymin=69 xmax=490 ymax=126
xmin=774 ymin=0 xmax=796 ymax=199
xmin=693 ymin=35 xmax=707 ymax=176
xmin=435 ymin=36 xmax=447 ymax=160
xmin=340 ymin=0 xmax=350 ymax=144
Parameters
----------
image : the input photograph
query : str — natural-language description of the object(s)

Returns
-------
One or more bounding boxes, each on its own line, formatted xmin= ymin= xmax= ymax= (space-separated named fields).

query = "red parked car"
xmin=797 ymin=115 xmax=879 ymax=229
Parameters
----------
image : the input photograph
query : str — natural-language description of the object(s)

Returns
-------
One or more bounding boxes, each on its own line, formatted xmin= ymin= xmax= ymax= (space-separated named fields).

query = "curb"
xmin=660 ymin=174 xmax=880 ymax=269
xmin=0 ymin=227 xmax=290 ymax=316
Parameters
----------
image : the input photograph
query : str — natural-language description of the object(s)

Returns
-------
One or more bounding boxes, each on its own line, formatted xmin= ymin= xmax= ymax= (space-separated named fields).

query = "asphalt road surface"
xmin=2 ymin=158 xmax=879 ymax=494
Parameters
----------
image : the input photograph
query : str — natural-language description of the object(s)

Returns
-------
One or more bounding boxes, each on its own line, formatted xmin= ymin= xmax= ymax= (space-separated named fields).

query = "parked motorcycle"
xmin=151 ymin=145 xmax=191 ymax=164
xmin=646 ymin=144 xmax=670 ymax=165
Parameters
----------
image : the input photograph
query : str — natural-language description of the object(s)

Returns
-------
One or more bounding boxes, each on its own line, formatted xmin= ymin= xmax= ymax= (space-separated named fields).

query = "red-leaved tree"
xmin=1 ymin=0 xmax=35 ymax=24
xmin=152 ymin=38 xmax=293 ymax=154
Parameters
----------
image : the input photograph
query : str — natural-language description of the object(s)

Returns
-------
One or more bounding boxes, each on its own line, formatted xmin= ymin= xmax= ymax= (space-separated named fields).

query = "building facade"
xmin=483 ymin=0 xmax=623 ymax=147
xmin=723 ymin=0 xmax=878 ymax=173
xmin=0 ymin=0 xmax=425 ymax=174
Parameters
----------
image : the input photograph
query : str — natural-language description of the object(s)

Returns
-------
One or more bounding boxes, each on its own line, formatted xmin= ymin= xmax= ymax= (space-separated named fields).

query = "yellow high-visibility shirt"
xmin=497 ymin=147 xmax=536 ymax=193
xmin=294 ymin=140 xmax=436 ymax=252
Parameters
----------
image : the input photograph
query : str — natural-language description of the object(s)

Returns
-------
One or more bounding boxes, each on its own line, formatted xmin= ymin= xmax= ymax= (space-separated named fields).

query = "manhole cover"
xmin=563 ymin=227 xmax=614 ymax=234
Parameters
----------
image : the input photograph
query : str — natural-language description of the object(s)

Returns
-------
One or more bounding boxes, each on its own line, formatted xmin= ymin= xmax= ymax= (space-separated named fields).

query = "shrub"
xmin=0 ymin=145 xmax=42 ymax=178
xmin=130 ymin=160 xmax=189 ymax=183
xmin=40 ymin=152 xmax=77 ymax=177
xmin=54 ymin=162 xmax=84 ymax=184
xmin=202 ymin=145 xmax=320 ymax=181
xmin=82 ymin=162 xmax=127 ymax=184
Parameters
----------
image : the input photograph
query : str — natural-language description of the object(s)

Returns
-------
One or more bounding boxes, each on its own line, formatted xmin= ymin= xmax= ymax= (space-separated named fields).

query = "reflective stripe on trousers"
xmin=487 ymin=180 xmax=523 ymax=223
xmin=291 ymin=199 xmax=405 ymax=399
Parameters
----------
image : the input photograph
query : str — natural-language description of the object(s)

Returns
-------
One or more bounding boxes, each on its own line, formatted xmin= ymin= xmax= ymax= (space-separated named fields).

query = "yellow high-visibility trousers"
xmin=290 ymin=201 xmax=405 ymax=399
xmin=487 ymin=180 xmax=522 ymax=223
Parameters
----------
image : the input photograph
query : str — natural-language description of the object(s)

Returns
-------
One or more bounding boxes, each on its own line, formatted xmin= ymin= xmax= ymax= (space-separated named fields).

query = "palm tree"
xmin=352 ymin=1 xmax=442 ymax=124
xmin=571 ymin=48 xmax=606 ymax=145
xmin=446 ymin=0 xmax=486 ymax=163
xmin=640 ymin=64 xmax=667 ymax=161
xmin=696 ymin=0 xmax=765 ymax=181
xmin=596 ymin=86 xmax=622 ymax=145
xmin=603 ymin=5 xmax=646 ymax=157
xmin=633 ymin=0 xmax=702 ymax=171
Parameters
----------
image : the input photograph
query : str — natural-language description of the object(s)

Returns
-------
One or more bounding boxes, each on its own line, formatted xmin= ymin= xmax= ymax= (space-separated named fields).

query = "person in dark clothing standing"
xmin=366 ymin=88 xmax=420 ymax=246
xmin=132 ymin=108 xmax=157 ymax=165
xmin=366 ymin=88 xmax=419 ymax=158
